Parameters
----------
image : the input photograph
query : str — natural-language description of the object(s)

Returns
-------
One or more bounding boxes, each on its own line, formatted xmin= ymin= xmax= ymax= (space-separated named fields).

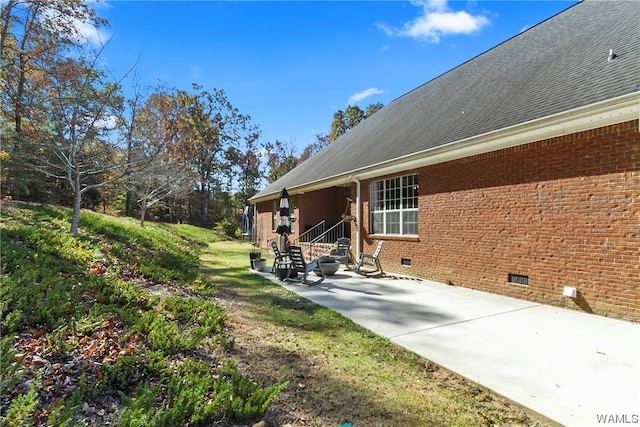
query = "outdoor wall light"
xmin=562 ymin=286 xmax=577 ymax=298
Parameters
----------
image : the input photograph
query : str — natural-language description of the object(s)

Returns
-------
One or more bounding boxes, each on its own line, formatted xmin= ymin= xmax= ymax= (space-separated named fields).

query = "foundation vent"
xmin=401 ymin=258 xmax=412 ymax=266
xmin=508 ymin=273 xmax=529 ymax=286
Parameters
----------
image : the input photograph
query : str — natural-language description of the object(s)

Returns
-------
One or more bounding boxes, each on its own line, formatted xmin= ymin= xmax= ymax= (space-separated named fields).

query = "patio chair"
xmin=270 ymin=240 xmax=289 ymax=273
xmin=330 ymin=237 xmax=354 ymax=269
xmin=286 ymin=245 xmax=324 ymax=285
xmin=354 ymin=240 xmax=384 ymax=276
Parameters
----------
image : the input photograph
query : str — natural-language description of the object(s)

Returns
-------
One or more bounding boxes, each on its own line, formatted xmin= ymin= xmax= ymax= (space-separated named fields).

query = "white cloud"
xmin=378 ymin=0 xmax=490 ymax=43
xmin=75 ymin=20 xmax=109 ymax=46
xmin=95 ymin=114 xmax=118 ymax=130
xmin=348 ymin=88 xmax=385 ymax=105
xmin=41 ymin=7 xmax=110 ymax=47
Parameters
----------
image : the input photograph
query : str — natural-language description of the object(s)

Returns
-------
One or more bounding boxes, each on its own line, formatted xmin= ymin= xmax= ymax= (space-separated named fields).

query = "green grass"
xmin=200 ymin=240 xmax=545 ymax=427
xmin=0 ymin=203 xmax=285 ymax=426
xmin=0 ymin=203 xmax=544 ymax=427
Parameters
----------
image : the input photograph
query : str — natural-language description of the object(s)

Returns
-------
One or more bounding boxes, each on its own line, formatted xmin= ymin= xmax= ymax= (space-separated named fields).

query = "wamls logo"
xmin=596 ymin=413 xmax=639 ymax=424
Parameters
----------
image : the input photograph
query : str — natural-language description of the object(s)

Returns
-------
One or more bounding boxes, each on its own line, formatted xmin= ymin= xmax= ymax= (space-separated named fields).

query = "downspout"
xmin=350 ymin=176 xmax=361 ymax=258
xmin=252 ymin=203 xmax=258 ymax=246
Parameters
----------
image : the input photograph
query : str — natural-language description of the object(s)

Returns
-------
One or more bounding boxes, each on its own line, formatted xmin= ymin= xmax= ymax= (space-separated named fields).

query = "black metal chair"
xmin=270 ymin=240 xmax=289 ymax=273
xmin=286 ymin=245 xmax=324 ymax=285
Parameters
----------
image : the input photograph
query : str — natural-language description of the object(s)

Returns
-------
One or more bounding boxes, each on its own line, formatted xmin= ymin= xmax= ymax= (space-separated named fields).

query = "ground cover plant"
xmin=1 ymin=203 xmax=550 ymax=426
xmin=0 ymin=203 xmax=285 ymax=426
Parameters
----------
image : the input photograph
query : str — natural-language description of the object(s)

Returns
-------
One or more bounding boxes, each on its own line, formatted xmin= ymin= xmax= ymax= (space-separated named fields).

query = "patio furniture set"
xmin=269 ymin=239 xmax=384 ymax=286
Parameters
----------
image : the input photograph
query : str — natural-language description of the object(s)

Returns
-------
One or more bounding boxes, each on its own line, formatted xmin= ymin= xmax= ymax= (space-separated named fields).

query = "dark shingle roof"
xmin=254 ymin=0 xmax=640 ymax=200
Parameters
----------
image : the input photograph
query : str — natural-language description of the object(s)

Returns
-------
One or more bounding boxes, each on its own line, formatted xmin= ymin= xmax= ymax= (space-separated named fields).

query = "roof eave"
xmin=250 ymin=91 xmax=640 ymax=203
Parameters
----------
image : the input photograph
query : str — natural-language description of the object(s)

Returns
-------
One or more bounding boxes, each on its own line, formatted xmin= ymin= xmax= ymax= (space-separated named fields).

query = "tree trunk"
xmin=0 ymin=1 xmax=16 ymax=60
xmin=140 ymin=206 xmax=147 ymax=227
xmin=70 ymin=188 xmax=82 ymax=237
xmin=125 ymin=189 xmax=134 ymax=217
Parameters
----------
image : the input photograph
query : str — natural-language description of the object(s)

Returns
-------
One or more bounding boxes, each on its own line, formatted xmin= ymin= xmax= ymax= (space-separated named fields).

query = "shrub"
xmin=133 ymin=296 xmax=226 ymax=356
xmin=100 ymin=352 xmax=165 ymax=391
xmin=215 ymin=218 xmax=239 ymax=239
xmin=116 ymin=360 xmax=287 ymax=426
xmin=1 ymin=371 xmax=41 ymax=427
xmin=214 ymin=360 xmax=288 ymax=421
xmin=45 ymin=386 xmax=84 ymax=427
xmin=0 ymin=337 xmax=23 ymax=396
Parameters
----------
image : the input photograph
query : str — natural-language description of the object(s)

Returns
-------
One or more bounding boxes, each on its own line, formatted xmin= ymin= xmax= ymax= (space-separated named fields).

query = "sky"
xmin=90 ymin=0 xmax=578 ymax=152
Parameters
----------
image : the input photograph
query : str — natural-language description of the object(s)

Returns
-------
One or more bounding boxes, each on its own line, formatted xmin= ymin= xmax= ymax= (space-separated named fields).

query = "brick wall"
xmin=295 ymin=187 xmax=347 ymax=234
xmin=254 ymin=187 xmax=350 ymax=249
xmin=354 ymin=120 xmax=639 ymax=322
xmin=253 ymin=200 xmax=276 ymax=249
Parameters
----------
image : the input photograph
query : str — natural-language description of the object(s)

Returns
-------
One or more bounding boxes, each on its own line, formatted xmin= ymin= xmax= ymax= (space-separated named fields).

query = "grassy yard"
xmin=200 ymin=242 xmax=548 ymax=426
xmin=0 ymin=203 xmax=548 ymax=426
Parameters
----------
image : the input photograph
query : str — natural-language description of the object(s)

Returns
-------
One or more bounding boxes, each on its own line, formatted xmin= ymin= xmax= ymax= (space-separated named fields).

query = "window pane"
xmin=272 ymin=201 xmax=278 ymax=230
xmin=371 ymin=181 xmax=384 ymax=211
xmin=386 ymin=212 xmax=400 ymax=234
xmin=371 ymin=212 xmax=384 ymax=234
xmin=402 ymin=175 xmax=417 ymax=208
xmin=403 ymin=211 xmax=418 ymax=235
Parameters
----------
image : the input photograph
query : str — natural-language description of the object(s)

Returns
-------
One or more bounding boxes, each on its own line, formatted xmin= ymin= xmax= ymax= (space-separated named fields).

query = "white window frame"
xmin=272 ymin=200 xmax=278 ymax=231
xmin=370 ymin=174 xmax=418 ymax=236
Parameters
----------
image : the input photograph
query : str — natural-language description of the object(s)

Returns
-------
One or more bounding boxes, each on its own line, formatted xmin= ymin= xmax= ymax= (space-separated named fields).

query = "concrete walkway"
xmin=255 ymin=268 xmax=640 ymax=427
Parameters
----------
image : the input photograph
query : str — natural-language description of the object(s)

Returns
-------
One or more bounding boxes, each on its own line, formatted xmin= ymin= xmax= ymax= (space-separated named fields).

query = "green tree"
xmin=233 ymin=127 xmax=263 ymax=208
xmin=0 ymin=0 xmax=108 ymax=201
xmin=328 ymin=103 xmax=383 ymax=141
xmin=164 ymin=85 xmax=255 ymax=227
xmin=0 ymin=0 xmax=106 ymax=134
xmin=299 ymin=133 xmax=330 ymax=163
xmin=264 ymin=140 xmax=297 ymax=183
xmin=263 ymin=132 xmax=329 ymax=185
xmin=120 ymin=85 xmax=259 ymax=227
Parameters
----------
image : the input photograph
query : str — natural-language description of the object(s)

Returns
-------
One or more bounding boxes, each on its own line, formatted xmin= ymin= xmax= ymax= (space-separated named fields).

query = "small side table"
xmin=274 ymin=260 xmax=292 ymax=281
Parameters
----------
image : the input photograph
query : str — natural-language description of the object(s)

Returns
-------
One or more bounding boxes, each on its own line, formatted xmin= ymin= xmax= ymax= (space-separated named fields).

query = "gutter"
xmin=250 ymin=91 xmax=640 ymax=203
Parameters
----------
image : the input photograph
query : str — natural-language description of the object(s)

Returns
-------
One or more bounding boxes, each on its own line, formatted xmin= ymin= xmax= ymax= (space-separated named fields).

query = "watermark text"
xmin=596 ymin=413 xmax=639 ymax=424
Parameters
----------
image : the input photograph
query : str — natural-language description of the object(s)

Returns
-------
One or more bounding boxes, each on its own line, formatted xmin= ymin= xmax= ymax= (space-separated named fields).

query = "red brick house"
xmin=250 ymin=1 xmax=639 ymax=322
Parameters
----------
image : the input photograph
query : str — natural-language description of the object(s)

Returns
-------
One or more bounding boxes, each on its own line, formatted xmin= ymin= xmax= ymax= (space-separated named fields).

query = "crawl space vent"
xmin=508 ymin=273 xmax=529 ymax=286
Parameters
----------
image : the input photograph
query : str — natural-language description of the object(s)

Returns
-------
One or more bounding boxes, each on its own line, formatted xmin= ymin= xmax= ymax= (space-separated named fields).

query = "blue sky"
xmin=93 ymin=1 xmax=577 ymax=152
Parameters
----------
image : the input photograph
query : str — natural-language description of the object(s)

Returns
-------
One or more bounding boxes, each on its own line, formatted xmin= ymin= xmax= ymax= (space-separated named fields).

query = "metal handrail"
xmin=307 ymin=220 xmax=346 ymax=259
xmin=310 ymin=220 xmax=344 ymax=244
xmin=292 ymin=220 xmax=325 ymax=244
xmin=290 ymin=219 xmax=347 ymax=259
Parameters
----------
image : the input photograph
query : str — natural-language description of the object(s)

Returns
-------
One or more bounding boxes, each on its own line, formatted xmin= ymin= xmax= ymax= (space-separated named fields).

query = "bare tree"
xmin=37 ymin=52 xmax=126 ymax=235
xmin=128 ymin=158 xmax=194 ymax=227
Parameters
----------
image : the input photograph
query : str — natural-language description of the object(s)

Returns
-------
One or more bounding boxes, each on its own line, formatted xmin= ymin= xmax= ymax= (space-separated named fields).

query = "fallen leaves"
xmin=4 ymin=315 xmax=146 ymax=426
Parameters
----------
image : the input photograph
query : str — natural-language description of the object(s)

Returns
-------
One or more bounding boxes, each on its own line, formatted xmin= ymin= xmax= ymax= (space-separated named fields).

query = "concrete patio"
xmin=255 ymin=268 xmax=640 ymax=427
